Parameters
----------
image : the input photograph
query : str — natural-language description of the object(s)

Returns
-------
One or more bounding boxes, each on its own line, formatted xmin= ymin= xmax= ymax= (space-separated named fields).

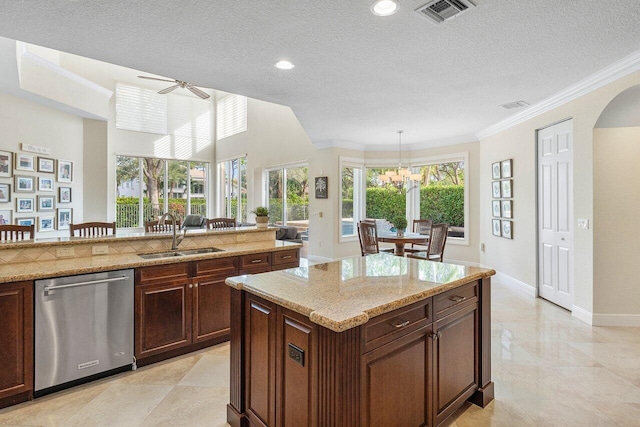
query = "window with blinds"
xmin=216 ymin=94 xmax=247 ymax=139
xmin=116 ymin=84 xmax=168 ymax=134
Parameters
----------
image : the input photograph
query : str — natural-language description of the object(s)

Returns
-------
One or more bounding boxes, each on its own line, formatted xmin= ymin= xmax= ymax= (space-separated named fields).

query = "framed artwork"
xmin=16 ymin=197 xmax=34 ymax=213
xmin=58 ymin=187 xmax=72 ymax=203
xmin=38 ymin=176 xmax=54 ymax=192
xmin=492 ymin=219 xmax=501 ymax=237
xmin=501 ymin=200 xmax=512 ymax=218
xmin=501 ymin=180 xmax=512 ymax=198
xmin=502 ymin=220 xmax=513 ymax=239
xmin=57 ymin=160 xmax=73 ymax=183
xmin=37 ymin=157 xmax=55 ymax=173
xmin=0 ymin=209 xmax=11 ymax=225
xmin=0 ymin=183 xmax=10 ymax=203
xmin=37 ymin=195 xmax=55 ymax=212
xmin=492 ymin=181 xmax=501 ymax=198
xmin=0 ymin=150 xmax=12 ymax=177
xmin=15 ymin=217 xmax=35 ymax=226
xmin=38 ymin=215 xmax=55 ymax=232
xmin=492 ymin=200 xmax=501 ymax=218
xmin=14 ymin=175 xmax=35 ymax=193
xmin=501 ymin=159 xmax=512 ymax=178
xmin=492 ymin=162 xmax=501 ymax=180
xmin=57 ymin=208 xmax=72 ymax=230
xmin=315 ymin=176 xmax=328 ymax=199
xmin=15 ymin=153 xmax=35 ymax=172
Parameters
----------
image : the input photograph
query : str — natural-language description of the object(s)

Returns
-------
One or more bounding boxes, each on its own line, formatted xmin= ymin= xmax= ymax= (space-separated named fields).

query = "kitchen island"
xmin=225 ymin=254 xmax=495 ymax=427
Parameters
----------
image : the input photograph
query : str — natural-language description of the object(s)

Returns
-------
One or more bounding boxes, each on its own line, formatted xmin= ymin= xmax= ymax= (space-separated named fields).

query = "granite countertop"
xmin=226 ymin=253 xmax=495 ymax=332
xmin=0 ymin=240 xmax=300 ymax=283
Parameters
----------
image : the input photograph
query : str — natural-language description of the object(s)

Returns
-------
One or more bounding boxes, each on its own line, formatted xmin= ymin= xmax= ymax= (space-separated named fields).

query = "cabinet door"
xmin=192 ymin=277 xmax=231 ymax=343
xmin=135 ymin=279 xmax=192 ymax=359
xmin=0 ymin=281 xmax=33 ymax=404
xmin=432 ymin=302 xmax=479 ymax=425
xmin=361 ymin=325 xmax=432 ymax=427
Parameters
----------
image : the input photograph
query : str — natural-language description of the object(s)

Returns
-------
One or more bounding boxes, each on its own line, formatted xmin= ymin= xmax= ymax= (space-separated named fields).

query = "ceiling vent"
xmin=415 ymin=0 xmax=475 ymax=24
xmin=500 ymin=101 xmax=530 ymax=110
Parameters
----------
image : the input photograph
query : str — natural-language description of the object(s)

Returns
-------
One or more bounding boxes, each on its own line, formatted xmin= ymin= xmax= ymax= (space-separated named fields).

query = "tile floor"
xmin=1 ymin=278 xmax=639 ymax=426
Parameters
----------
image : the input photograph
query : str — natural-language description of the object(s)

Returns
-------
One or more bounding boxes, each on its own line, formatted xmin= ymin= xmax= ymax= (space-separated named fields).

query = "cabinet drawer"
xmin=272 ymin=249 xmax=299 ymax=266
xmin=434 ymin=282 xmax=478 ymax=320
xmin=195 ymin=256 xmax=238 ymax=278
xmin=362 ymin=299 xmax=432 ymax=353
xmin=136 ymin=263 xmax=190 ymax=285
xmin=241 ymin=253 xmax=271 ymax=270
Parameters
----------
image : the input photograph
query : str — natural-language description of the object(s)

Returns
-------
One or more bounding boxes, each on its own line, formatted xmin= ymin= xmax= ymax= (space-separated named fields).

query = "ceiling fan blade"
xmin=138 ymin=75 xmax=176 ymax=83
xmin=158 ymin=85 xmax=180 ymax=94
xmin=187 ymin=86 xmax=210 ymax=99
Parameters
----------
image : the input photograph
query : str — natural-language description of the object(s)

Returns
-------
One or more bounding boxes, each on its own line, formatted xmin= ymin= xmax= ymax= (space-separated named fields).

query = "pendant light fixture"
xmin=379 ymin=130 xmax=421 ymax=185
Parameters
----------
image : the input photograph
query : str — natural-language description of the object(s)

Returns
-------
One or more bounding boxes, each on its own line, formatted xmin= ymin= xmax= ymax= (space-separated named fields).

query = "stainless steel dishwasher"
xmin=35 ymin=269 xmax=134 ymax=395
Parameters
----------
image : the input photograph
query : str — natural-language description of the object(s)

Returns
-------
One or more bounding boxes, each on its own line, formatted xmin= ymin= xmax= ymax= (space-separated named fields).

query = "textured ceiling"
xmin=0 ymin=0 xmax=639 ymax=148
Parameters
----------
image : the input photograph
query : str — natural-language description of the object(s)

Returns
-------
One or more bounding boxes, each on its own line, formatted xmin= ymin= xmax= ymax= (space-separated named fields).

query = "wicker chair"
xmin=405 ymin=219 xmax=433 ymax=253
xmin=69 ymin=221 xmax=116 ymax=237
xmin=357 ymin=220 xmax=379 ymax=256
xmin=205 ymin=218 xmax=237 ymax=229
xmin=407 ymin=223 xmax=448 ymax=262
xmin=144 ymin=220 xmax=177 ymax=233
xmin=0 ymin=224 xmax=35 ymax=241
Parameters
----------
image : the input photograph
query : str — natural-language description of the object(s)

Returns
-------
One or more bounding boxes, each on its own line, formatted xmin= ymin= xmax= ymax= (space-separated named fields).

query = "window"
xmin=217 ymin=94 xmax=247 ymax=139
xmin=115 ymin=84 xmax=167 ymax=134
xmin=218 ymin=157 xmax=247 ymax=223
xmin=115 ymin=156 xmax=209 ymax=228
xmin=365 ymin=166 xmax=407 ymax=232
xmin=265 ymin=164 xmax=309 ymax=234
xmin=340 ymin=160 xmax=364 ymax=239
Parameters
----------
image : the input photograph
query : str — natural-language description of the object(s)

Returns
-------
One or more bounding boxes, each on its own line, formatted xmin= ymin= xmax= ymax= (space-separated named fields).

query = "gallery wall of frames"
xmin=491 ymin=159 xmax=513 ymax=239
xmin=0 ymin=149 xmax=73 ymax=232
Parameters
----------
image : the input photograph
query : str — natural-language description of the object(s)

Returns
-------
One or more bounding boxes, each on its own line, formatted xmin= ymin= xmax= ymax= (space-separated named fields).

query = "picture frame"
xmin=501 ymin=159 xmax=512 ymax=179
xmin=38 ymin=215 xmax=55 ymax=232
xmin=492 ymin=181 xmax=501 ymax=198
xmin=492 ymin=200 xmax=501 ymax=218
xmin=501 ymin=200 xmax=512 ymax=219
xmin=15 ymin=217 xmax=35 ymax=227
xmin=14 ymin=175 xmax=35 ymax=193
xmin=0 ymin=150 xmax=12 ymax=177
xmin=58 ymin=187 xmax=72 ymax=203
xmin=57 ymin=160 xmax=73 ymax=183
xmin=492 ymin=219 xmax=501 ymax=237
xmin=37 ymin=195 xmax=55 ymax=212
xmin=16 ymin=197 xmax=34 ymax=213
xmin=501 ymin=220 xmax=512 ymax=239
xmin=37 ymin=157 xmax=55 ymax=173
xmin=38 ymin=176 xmax=54 ymax=192
xmin=492 ymin=162 xmax=501 ymax=180
xmin=57 ymin=208 xmax=72 ymax=230
xmin=14 ymin=153 xmax=35 ymax=172
xmin=315 ymin=176 xmax=328 ymax=199
xmin=0 ymin=209 xmax=11 ymax=225
xmin=0 ymin=183 xmax=10 ymax=203
xmin=501 ymin=180 xmax=512 ymax=198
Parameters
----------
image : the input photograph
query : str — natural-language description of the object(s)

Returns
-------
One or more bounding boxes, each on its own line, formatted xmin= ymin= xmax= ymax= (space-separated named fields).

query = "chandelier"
xmin=378 ymin=130 xmax=421 ymax=185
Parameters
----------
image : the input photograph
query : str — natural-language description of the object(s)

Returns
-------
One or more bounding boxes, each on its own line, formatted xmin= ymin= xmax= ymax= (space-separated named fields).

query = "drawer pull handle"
xmin=282 ymin=255 xmax=292 ymax=259
xmin=392 ymin=320 xmax=410 ymax=328
xmin=449 ymin=295 xmax=466 ymax=303
xmin=251 ymin=259 xmax=262 ymax=264
xmin=431 ymin=332 xmax=439 ymax=341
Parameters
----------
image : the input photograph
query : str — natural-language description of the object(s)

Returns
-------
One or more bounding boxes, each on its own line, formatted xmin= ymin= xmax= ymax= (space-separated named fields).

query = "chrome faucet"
xmin=158 ymin=212 xmax=185 ymax=250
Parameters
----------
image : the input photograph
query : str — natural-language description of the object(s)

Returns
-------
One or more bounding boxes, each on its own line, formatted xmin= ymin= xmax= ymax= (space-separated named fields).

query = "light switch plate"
xmin=577 ymin=219 xmax=589 ymax=230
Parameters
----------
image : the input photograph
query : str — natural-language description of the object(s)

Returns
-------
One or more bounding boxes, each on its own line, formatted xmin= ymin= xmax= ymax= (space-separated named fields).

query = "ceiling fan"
xmin=137 ymin=75 xmax=210 ymax=99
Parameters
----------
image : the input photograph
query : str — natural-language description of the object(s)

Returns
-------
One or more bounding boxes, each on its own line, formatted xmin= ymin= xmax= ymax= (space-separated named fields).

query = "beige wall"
xmin=82 ymin=119 xmax=108 ymax=221
xmin=0 ymin=92 xmax=83 ymax=238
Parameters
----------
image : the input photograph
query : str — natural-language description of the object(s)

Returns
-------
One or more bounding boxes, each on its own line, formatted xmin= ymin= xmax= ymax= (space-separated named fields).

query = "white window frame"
xmin=263 ymin=161 xmax=308 ymax=225
xmin=216 ymin=155 xmax=247 ymax=222
xmin=339 ymin=157 xmax=365 ymax=243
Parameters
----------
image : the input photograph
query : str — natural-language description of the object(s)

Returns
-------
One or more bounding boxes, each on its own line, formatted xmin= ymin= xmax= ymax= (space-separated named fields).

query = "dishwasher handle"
xmin=44 ymin=276 xmax=130 ymax=295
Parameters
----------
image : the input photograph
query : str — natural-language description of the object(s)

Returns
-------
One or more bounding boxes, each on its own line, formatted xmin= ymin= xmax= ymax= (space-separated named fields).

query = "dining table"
xmin=377 ymin=231 xmax=429 ymax=256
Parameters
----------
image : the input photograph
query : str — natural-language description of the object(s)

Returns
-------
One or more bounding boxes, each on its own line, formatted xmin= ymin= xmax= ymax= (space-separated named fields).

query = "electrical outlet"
xmin=577 ymin=219 xmax=589 ymax=230
xmin=56 ymin=247 xmax=75 ymax=258
xmin=92 ymin=245 xmax=109 ymax=255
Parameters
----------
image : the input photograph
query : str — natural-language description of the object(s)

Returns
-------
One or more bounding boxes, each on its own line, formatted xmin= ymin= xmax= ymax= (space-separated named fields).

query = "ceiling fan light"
xmin=371 ymin=0 xmax=399 ymax=16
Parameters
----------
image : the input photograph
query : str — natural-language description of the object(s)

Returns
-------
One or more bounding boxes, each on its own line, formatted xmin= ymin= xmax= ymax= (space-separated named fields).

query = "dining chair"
xmin=144 ymin=220 xmax=176 ymax=233
xmin=0 ymin=224 xmax=35 ymax=241
xmin=407 ymin=223 xmax=448 ymax=262
xmin=357 ymin=220 xmax=379 ymax=256
xmin=206 ymin=218 xmax=237 ymax=229
xmin=69 ymin=221 xmax=116 ymax=237
xmin=405 ymin=219 xmax=433 ymax=253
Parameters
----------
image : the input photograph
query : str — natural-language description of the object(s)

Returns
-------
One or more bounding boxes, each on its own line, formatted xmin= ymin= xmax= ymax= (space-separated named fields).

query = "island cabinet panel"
xmin=0 ymin=281 xmax=33 ymax=408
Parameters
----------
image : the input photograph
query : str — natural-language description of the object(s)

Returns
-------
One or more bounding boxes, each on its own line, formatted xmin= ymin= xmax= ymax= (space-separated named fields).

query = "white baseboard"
xmin=571 ymin=305 xmax=593 ymax=325
xmin=591 ymin=313 xmax=640 ymax=327
xmin=492 ymin=271 xmax=537 ymax=297
xmin=442 ymin=258 xmax=480 ymax=267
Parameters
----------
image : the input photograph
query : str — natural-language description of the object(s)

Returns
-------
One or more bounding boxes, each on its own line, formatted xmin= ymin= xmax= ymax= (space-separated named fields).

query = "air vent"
xmin=415 ymin=0 xmax=475 ymax=24
xmin=500 ymin=101 xmax=530 ymax=110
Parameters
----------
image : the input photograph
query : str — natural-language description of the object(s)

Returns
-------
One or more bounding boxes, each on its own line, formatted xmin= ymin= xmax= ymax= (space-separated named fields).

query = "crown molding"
xmin=476 ymin=48 xmax=640 ymax=140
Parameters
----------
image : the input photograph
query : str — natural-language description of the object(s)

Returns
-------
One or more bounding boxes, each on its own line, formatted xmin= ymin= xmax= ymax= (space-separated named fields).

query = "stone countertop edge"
xmin=225 ymin=269 xmax=496 ymax=333
xmin=0 ymin=241 xmax=301 ymax=283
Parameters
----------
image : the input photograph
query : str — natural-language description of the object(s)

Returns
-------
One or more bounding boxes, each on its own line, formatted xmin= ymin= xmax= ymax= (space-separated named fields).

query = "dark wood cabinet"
xmin=0 ymin=281 xmax=34 ymax=408
xmin=240 ymin=253 xmax=272 ymax=275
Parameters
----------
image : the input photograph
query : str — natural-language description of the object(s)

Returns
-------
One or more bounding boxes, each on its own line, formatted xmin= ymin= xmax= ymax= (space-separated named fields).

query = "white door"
xmin=538 ymin=120 xmax=573 ymax=310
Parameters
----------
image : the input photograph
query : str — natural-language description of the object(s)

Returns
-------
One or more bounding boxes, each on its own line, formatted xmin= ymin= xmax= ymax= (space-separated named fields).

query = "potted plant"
xmin=392 ymin=215 xmax=408 ymax=237
xmin=252 ymin=206 xmax=270 ymax=228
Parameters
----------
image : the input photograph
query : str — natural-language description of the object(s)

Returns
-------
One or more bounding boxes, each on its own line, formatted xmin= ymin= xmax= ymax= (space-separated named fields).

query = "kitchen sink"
xmin=138 ymin=247 xmax=224 ymax=259
xmin=138 ymin=251 xmax=184 ymax=259
xmin=177 ymin=247 xmax=224 ymax=255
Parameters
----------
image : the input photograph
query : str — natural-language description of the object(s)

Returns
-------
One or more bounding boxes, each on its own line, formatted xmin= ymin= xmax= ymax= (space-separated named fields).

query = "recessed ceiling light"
xmin=275 ymin=60 xmax=295 ymax=70
xmin=371 ymin=0 xmax=399 ymax=16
